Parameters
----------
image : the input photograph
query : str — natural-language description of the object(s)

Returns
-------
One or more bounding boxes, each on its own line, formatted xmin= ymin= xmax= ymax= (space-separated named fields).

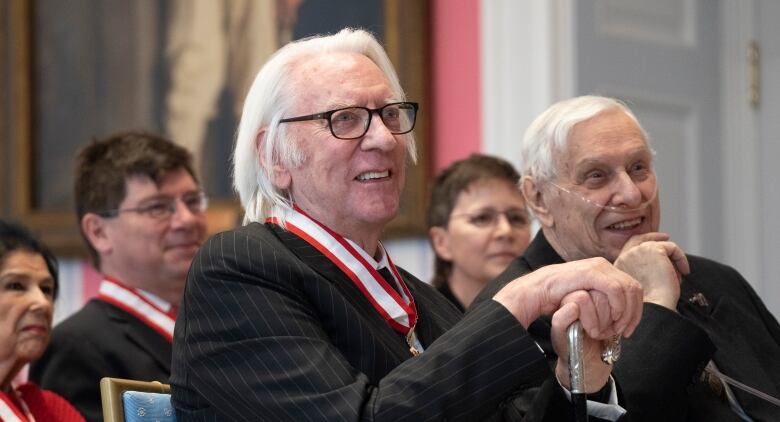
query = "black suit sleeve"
xmin=171 ymin=228 xmax=565 ymax=421
xmin=611 ymin=303 xmax=715 ymax=421
xmin=611 ymin=257 xmax=780 ymax=421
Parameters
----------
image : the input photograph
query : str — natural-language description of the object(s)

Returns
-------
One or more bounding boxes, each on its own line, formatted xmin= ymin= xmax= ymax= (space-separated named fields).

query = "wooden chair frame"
xmin=99 ymin=377 xmax=172 ymax=422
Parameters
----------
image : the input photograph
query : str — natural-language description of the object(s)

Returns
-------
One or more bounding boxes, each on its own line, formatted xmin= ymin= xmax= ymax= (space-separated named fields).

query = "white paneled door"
xmin=479 ymin=0 xmax=779 ymax=318
xmin=575 ymin=0 xmax=722 ymax=260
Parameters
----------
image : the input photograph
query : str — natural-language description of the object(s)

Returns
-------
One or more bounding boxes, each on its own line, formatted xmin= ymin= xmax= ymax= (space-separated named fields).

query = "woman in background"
xmin=427 ymin=154 xmax=531 ymax=311
xmin=0 ymin=220 xmax=84 ymax=421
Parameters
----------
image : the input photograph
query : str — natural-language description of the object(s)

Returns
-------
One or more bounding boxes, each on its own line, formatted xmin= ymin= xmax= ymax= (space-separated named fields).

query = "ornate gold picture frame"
xmin=2 ymin=0 xmax=430 ymax=255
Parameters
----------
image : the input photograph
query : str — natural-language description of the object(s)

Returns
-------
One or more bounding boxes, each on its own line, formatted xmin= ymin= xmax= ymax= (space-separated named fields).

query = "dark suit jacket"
xmin=476 ymin=232 xmax=780 ymax=421
xmin=170 ymin=222 xmax=616 ymax=421
xmin=436 ymin=282 xmax=466 ymax=312
xmin=30 ymin=299 xmax=172 ymax=422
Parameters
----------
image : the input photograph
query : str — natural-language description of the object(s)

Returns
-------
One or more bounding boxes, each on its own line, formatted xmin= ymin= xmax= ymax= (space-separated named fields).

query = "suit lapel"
xmin=269 ymin=224 xmax=412 ymax=362
xmin=401 ymin=275 xmax=461 ymax=347
xmin=104 ymin=302 xmax=172 ymax=372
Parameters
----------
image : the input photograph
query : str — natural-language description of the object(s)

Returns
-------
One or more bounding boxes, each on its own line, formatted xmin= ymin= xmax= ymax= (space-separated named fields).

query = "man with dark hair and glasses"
xmin=171 ymin=28 xmax=643 ymax=421
xmin=31 ymin=131 xmax=208 ymax=421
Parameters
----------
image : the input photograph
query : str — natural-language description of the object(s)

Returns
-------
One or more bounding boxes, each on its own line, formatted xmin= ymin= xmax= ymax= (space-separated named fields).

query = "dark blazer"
xmin=436 ymin=282 xmax=466 ymax=312
xmin=476 ymin=232 xmax=780 ymax=422
xmin=30 ymin=299 xmax=172 ymax=422
xmin=170 ymin=222 xmax=615 ymax=421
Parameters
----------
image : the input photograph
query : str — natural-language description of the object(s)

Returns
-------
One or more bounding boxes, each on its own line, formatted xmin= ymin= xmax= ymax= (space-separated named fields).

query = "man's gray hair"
xmin=519 ymin=95 xmax=650 ymax=182
xmin=233 ymin=28 xmax=416 ymax=225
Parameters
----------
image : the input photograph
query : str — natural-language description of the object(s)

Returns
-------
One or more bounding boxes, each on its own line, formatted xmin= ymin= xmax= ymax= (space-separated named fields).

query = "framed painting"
xmin=2 ymin=0 xmax=430 ymax=255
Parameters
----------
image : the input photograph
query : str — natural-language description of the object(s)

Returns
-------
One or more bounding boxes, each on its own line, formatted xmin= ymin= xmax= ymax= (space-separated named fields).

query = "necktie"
xmin=378 ymin=267 xmax=401 ymax=295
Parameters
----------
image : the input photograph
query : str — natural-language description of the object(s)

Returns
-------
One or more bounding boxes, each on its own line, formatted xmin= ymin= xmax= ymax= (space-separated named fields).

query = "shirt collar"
xmin=135 ymin=287 xmax=172 ymax=313
xmin=344 ymin=238 xmax=388 ymax=270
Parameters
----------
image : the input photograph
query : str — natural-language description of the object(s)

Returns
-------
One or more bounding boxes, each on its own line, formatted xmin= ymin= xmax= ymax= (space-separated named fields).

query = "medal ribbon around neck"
xmin=97 ymin=277 xmax=175 ymax=342
xmin=267 ymin=206 xmax=418 ymax=335
xmin=0 ymin=390 xmax=34 ymax=422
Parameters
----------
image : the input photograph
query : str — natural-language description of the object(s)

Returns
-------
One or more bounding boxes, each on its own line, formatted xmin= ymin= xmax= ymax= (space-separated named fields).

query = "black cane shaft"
xmin=572 ymin=393 xmax=588 ymax=422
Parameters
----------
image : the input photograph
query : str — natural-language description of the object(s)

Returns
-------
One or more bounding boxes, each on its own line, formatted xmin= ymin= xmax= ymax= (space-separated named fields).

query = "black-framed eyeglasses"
xmin=278 ymin=101 xmax=419 ymax=140
xmin=98 ymin=192 xmax=209 ymax=221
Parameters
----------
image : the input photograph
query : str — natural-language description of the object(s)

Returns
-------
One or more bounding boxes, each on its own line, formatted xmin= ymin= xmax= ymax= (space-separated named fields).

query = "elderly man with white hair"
xmin=476 ymin=95 xmax=780 ymax=421
xmin=170 ymin=32 xmax=644 ymax=421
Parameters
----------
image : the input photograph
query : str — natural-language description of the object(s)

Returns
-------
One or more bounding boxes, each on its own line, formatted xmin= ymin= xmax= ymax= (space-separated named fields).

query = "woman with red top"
xmin=0 ymin=220 xmax=84 ymax=422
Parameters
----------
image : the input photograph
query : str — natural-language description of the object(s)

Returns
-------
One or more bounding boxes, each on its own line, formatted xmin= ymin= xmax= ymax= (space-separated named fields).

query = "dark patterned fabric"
xmin=436 ymin=282 xmax=466 ymax=313
xmin=476 ymin=232 xmax=780 ymax=422
xmin=170 ymin=222 xmax=614 ymax=421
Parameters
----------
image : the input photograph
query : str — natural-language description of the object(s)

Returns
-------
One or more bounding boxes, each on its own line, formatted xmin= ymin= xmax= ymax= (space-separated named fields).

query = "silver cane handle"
xmin=568 ymin=321 xmax=588 ymax=421
xmin=568 ymin=321 xmax=586 ymax=394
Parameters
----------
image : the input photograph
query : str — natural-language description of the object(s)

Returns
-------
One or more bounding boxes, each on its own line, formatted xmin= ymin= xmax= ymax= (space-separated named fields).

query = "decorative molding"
xmin=720 ymin=0 xmax=762 ymax=287
xmin=480 ymin=0 xmax=575 ymax=168
xmin=595 ymin=0 xmax=695 ymax=47
xmin=0 ymin=1 xmax=6 ymax=213
xmin=598 ymin=88 xmax=700 ymax=252
xmin=551 ymin=0 xmax=577 ymax=100
xmin=383 ymin=0 xmax=432 ymax=237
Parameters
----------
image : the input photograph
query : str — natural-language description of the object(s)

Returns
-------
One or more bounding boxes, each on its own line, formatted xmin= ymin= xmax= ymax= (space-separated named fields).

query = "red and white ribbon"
xmin=97 ymin=277 xmax=175 ymax=342
xmin=0 ymin=389 xmax=34 ymax=422
xmin=268 ymin=207 xmax=418 ymax=336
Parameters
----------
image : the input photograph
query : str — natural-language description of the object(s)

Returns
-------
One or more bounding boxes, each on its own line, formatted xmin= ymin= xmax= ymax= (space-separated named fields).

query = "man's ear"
xmin=429 ymin=226 xmax=454 ymax=261
xmin=521 ymin=176 xmax=554 ymax=228
xmin=81 ymin=213 xmax=113 ymax=255
xmin=256 ymin=129 xmax=292 ymax=190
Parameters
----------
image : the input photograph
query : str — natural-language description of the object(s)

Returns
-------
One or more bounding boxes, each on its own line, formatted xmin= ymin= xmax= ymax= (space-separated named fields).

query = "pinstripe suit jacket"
xmin=170 ymin=222 xmax=592 ymax=421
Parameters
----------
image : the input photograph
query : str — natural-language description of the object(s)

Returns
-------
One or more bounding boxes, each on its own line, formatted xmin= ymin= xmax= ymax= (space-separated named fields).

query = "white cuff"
xmin=558 ymin=375 xmax=627 ymax=421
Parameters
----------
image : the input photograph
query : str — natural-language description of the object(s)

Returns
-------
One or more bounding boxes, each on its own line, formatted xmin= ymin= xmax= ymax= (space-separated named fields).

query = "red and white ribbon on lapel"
xmin=0 ymin=390 xmax=33 ymax=422
xmin=97 ymin=277 xmax=175 ymax=343
xmin=267 ymin=207 xmax=418 ymax=336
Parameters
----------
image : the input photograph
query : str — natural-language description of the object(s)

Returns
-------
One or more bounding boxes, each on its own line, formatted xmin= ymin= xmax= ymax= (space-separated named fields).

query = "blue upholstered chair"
xmin=99 ymin=377 xmax=176 ymax=422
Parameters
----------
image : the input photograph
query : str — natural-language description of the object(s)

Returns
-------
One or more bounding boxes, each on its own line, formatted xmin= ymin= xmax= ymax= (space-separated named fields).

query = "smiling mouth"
xmin=21 ymin=325 xmax=48 ymax=334
xmin=167 ymin=242 xmax=201 ymax=251
xmin=607 ymin=217 xmax=644 ymax=230
xmin=356 ymin=170 xmax=390 ymax=181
